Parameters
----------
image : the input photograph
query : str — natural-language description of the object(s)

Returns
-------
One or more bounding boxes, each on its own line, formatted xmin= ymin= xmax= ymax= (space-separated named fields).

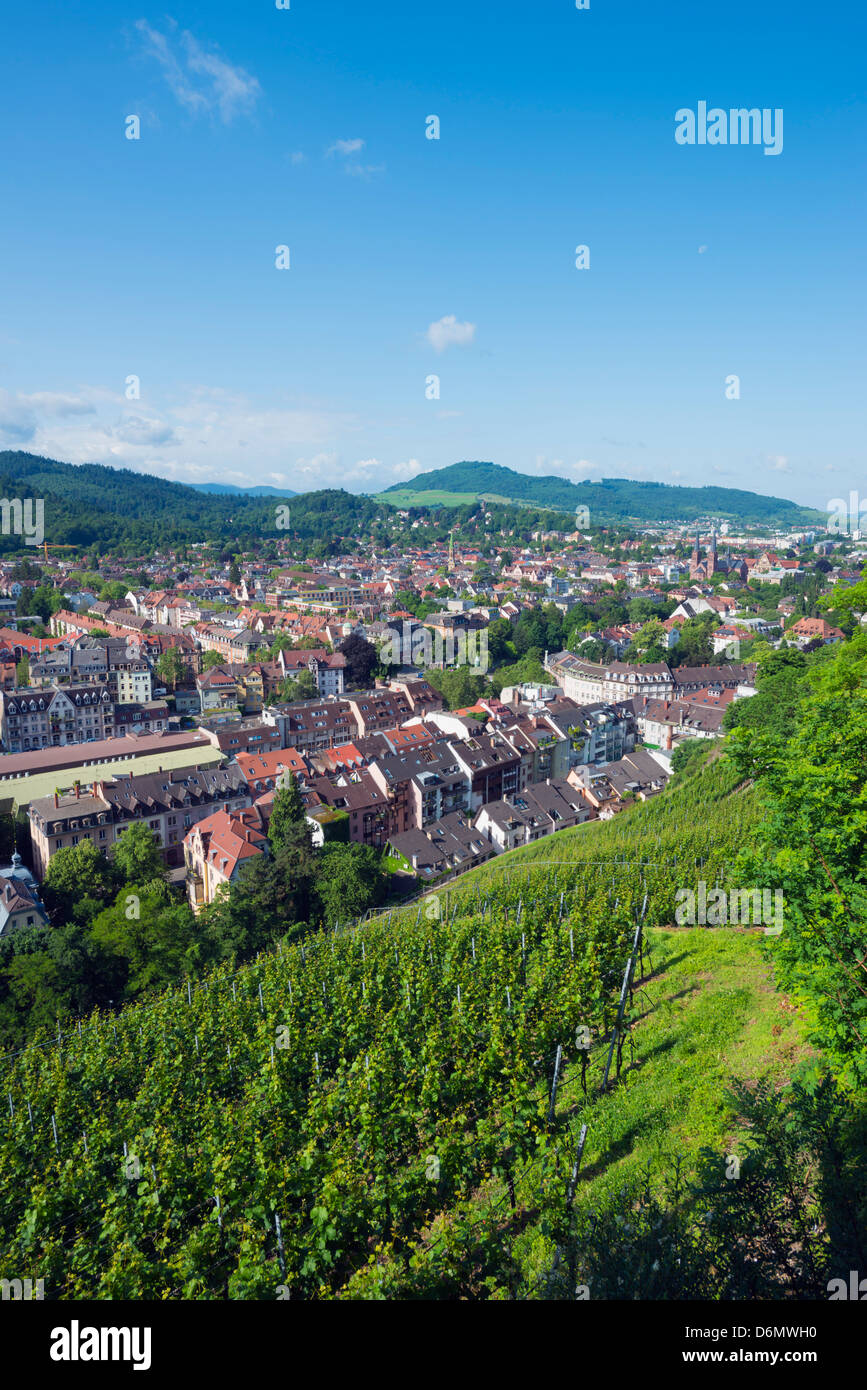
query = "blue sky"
xmin=0 ymin=0 xmax=864 ymax=508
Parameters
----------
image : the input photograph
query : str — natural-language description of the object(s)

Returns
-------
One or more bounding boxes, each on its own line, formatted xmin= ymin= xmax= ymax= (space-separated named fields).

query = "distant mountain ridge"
xmin=380 ymin=461 xmax=823 ymax=526
xmin=189 ymin=483 xmax=296 ymax=497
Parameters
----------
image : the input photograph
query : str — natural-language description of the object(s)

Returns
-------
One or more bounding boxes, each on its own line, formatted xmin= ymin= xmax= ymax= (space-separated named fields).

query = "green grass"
xmin=376 ymin=488 xmax=551 ymax=510
xmin=563 ymin=925 xmax=810 ymax=1216
xmin=376 ymin=487 xmax=482 ymax=508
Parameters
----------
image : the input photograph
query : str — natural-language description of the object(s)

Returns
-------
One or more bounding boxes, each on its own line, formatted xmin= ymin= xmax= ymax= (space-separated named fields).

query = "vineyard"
xmin=0 ymin=756 xmax=765 ymax=1299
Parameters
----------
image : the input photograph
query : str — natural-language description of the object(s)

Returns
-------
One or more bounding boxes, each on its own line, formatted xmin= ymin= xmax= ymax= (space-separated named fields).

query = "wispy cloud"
xmin=768 ymin=454 xmax=790 ymax=473
xmin=134 ymin=20 xmax=261 ymax=123
xmin=426 ymin=315 xmax=476 ymax=353
xmin=327 ymin=138 xmax=365 ymax=157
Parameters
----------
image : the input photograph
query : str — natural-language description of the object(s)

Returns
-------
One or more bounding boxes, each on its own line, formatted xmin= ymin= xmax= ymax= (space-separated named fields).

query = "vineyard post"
xmin=547 ymin=1045 xmax=563 ymax=1126
xmin=601 ymin=896 xmax=646 ymax=1094
xmin=275 ymin=1212 xmax=287 ymax=1281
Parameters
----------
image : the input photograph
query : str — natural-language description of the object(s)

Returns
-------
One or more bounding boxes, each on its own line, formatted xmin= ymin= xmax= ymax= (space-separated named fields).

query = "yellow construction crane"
xmin=40 ymin=543 xmax=78 ymax=562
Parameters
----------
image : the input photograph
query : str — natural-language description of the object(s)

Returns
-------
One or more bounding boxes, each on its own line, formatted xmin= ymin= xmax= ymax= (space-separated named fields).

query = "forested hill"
xmin=380 ymin=461 xmax=823 ymax=526
xmin=0 ymin=452 xmax=378 ymax=554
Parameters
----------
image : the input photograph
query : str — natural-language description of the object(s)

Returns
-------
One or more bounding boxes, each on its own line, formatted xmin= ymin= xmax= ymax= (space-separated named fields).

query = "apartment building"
xmin=368 ymin=746 xmax=470 ymax=832
xmin=234 ymin=747 xmax=309 ymax=796
xmin=1 ymin=686 xmax=115 ymax=753
xmin=261 ymin=698 xmax=356 ymax=755
xmin=307 ymin=768 xmax=392 ymax=848
xmin=448 ymin=733 xmax=521 ymax=811
xmin=111 ymin=701 xmax=169 ymax=737
xmin=28 ymin=763 xmax=251 ymax=876
xmin=386 ymin=812 xmax=494 ymax=882
xmin=561 ymin=702 xmax=638 ymax=767
xmin=200 ymin=719 xmax=285 ymax=758
xmin=547 ymin=654 xmax=675 ymax=704
xmin=28 ymin=637 xmax=153 ymax=704
xmin=345 ymin=689 xmax=414 ymax=737
xmin=195 ymin=624 xmax=259 ymax=663
xmin=474 ymin=779 xmax=592 ymax=853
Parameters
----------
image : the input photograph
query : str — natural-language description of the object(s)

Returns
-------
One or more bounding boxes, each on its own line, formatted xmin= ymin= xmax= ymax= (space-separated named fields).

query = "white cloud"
xmin=113 ymin=416 xmax=179 ymax=446
xmin=288 ymin=151 xmax=306 ymax=165
xmin=391 ymin=458 xmax=423 ymax=481
xmin=698 ymin=244 xmax=708 ymax=254
xmin=0 ymin=383 xmax=353 ymax=487
xmin=768 ymin=454 xmax=790 ymax=473
xmin=20 ymin=392 xmax=96 ymax=417
xmin=426 ymin=315 xmax=476 ymax=353
xmin=135 ymin=20 xmax=261 ymax=124
xmin=327 ymin=138 xmax=365 ymax=157
xmin=295 ymin=452 xmax=340 ymax=481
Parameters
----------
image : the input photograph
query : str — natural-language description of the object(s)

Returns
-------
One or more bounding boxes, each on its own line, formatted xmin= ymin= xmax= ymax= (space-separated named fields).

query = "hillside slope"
xmin=379 ymin=460 xmax=822 ymax=526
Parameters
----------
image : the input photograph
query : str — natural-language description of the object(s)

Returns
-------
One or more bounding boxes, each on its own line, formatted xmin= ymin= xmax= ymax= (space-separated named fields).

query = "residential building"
xmin=184 ymin=805 xmax=268 ymax=912
xmin=28 ymin=763 xmax=251 ymax=877
xmin=474 ymin=779 xmax=592 ymax=853
xmin=1 ymin=686 xmax=114 ymax=753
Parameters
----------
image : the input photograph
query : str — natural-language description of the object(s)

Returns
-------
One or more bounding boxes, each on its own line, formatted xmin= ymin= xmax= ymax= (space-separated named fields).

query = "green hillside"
xmin=379 ymin=460 xmax=823 ymax=526
xmin=0 ymin=452 xmax=377 ymax=554
xmin=0 ymin=755 xmax=828 ymax=1301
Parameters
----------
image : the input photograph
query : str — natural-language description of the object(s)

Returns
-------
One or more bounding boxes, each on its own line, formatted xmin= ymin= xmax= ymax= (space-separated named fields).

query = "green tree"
xmin=112 ymin=823 xmax=165 ymax=886
xmin=627 ymin=618 xmax=668 ymax=664
xmin=201 ymin=651 xmax=224 ymax=671
xmin=30 ymin=584 xmax=57 ymax=624
xmin=89 ymin=883 xmax=205 ymax=1000
xmin=155 ymin=646 xmax=186 ymax=691
xmin=268 ymin=776 xmax=306 ymax=852
xmin=42 ymin=840 xmax=120 ymax=922
xmin=338 ymin=633 xmax=378 ymax=686
xmin=313 ymin=844 xmax=384 ymax=925
xmin=670 ymin=738 xmax=709 ymax=781
xmin=277 ymin=668 xmax=318 ymax=703
xmin=730 ymin=640 xmax=867 ymax=1086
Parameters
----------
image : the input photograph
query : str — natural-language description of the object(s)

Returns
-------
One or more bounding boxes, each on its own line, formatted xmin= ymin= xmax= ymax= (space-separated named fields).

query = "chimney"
xmin=54 ymin=791 xmax=59 ymax=808
xmin=224 ymin=803 xmax=230 ymax=814
xmin=74 ymin=780 xmax=80 ymax=799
